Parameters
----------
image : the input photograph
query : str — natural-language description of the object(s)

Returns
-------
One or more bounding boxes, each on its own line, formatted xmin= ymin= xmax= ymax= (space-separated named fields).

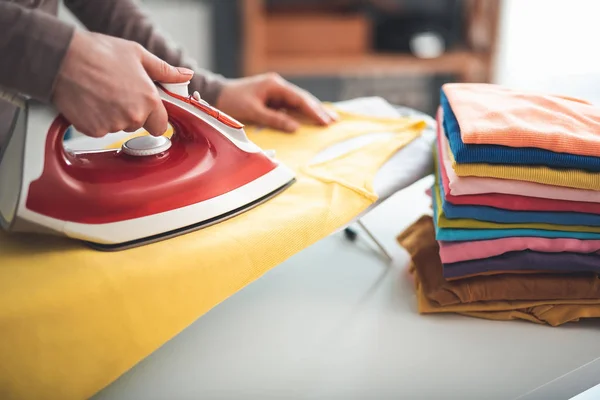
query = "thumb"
xmin=141 ymin=50 xmax=194 ymax=83
xmin=254 ymin=105 xmax=300 ymax=133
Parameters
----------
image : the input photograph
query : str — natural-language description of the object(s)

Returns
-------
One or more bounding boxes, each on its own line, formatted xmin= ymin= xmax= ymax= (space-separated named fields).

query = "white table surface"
xmin=85 ymin=100 xmax=600 ymax=400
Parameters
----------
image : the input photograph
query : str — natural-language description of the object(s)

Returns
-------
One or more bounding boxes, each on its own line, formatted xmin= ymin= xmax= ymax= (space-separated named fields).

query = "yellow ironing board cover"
xmin=0 ymin=108 xmax=424 ymax=399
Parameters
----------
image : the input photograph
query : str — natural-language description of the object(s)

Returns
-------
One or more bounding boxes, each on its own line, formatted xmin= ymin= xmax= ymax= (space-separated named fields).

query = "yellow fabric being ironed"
xmin=433 ymin=178 xmax=600 ymax=233
xmin=447 ymin=141 xmax=600 ymax=191
xmin=0 ymin=108 xmax=425 ymax=400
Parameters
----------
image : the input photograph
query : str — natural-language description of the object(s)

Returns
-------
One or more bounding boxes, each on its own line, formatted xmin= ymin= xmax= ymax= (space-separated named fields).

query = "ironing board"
xmin=90 ymin=99 xmax=600 ymax=400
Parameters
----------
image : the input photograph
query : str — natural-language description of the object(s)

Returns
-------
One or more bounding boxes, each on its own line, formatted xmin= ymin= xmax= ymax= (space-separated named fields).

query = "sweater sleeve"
xmin=0 ymin=2 xmax=75 ymax=102
xmin=64 ymin=0 xmax=226 ymax=105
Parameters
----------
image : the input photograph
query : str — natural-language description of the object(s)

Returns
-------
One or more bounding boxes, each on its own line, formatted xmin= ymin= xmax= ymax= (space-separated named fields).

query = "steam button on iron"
xmin=122 ymin=135 xmax=172 ymax=157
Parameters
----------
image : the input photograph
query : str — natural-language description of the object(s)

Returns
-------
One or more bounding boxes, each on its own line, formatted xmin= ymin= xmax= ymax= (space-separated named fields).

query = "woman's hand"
xmin=52 ymin=30 xmax=193 ymax=138
xmin=215 ymin=73 xmax=338 ymax=133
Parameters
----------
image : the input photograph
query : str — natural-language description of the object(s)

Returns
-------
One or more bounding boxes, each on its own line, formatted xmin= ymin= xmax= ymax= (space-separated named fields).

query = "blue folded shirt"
xmin=441 ymin=90 xmax=600 ymax=171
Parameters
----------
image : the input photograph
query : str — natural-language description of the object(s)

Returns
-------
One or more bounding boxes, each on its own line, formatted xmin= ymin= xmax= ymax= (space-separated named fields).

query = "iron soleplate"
xmin=85 ymin=178 xmax=296 ymax=252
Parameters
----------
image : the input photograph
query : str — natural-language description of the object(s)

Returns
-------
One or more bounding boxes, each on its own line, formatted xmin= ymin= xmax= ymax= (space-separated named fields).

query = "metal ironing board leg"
xmin=344 ymin=220 xmax=393 ymax=263
xmin=357 ymin=220 xmax=394 ymax=263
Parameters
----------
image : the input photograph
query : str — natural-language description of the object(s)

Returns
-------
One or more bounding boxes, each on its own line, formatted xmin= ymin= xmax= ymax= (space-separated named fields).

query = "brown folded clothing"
xmin=414 ymin=279 xmax=600 ymax=326
xmin=397 ymin=216 xmax=600 ymax=326
xmin=397 ymin=216 xmax=600 ymax=306
xmin=417 ymin=288 xmax=600 ymax=326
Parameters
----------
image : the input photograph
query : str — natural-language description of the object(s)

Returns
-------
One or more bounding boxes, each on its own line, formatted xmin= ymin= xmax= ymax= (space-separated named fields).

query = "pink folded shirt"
xmin=438 ymin=114 xmax=600 ymax=203
xmin=439 ymin=236 xmax=600 ymax=264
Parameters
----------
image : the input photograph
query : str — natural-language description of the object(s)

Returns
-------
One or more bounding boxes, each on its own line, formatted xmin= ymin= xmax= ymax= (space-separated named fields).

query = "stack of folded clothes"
xmin=398 ymin=83 xmax=600 ymax=326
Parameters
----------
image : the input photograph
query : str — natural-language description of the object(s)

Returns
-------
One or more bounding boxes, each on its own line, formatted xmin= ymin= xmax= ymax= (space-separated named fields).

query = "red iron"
xmin=0 ymin=82 xmax=295 ymax=250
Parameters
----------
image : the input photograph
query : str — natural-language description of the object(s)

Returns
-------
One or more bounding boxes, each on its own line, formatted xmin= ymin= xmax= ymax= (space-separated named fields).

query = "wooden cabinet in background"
xmin=265 ymin=13 xmax=370 ymax=56
xmin=241 ymin=0 xmax=500 ymax=84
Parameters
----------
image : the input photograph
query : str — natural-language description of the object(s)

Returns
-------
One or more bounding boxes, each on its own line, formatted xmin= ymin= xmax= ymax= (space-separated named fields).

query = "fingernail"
xmin=177 ymin=67 xmax=194 ymax=76
xmin=318 ymin=110 xmax=332 ymax=124
xmin=327 ymin=109 xmax=340 ymax=121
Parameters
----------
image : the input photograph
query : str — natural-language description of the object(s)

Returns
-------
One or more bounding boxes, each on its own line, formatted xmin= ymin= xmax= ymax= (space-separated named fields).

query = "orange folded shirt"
xmin=442 ymin=83 xmax=600 ymax=157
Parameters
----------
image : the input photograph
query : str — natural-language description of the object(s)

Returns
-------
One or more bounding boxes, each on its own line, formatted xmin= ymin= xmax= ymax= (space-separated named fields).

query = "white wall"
xmin=494 ymin=0 xmax=600 ymax=103
xmin=140 ymin=0 xmax=213 ymax=70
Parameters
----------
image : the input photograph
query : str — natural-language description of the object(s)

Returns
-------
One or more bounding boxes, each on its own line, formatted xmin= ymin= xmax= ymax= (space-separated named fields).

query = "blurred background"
xmin=62 ymin=0 xmax=600 ymax=115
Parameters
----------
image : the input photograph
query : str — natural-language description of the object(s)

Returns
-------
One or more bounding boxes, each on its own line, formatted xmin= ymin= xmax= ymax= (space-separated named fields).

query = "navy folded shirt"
xmin=443 ymin=250 xmax=600 ymax=279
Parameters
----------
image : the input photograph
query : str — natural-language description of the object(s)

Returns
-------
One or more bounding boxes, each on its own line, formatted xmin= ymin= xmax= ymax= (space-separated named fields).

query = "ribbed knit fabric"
xmin=435 ymin=170 xmax=600 ymax=232
xmin=437 ymin=123 xmax=600 ymax=213
xmin=443 ymin=250 xmax=600 ymax=279
xmin=437 ymin=187 xmax=600 ymax=233
xmin=438 ymin=117 xmax=600 ymax=202
xmin=437 ymin=159 xmax=600 ymax=226
xmin=442 ymin=83 xmax=600 ymax=157
xmin=448 ymin=140 xmax=600 ymax=190
xmin=439 ymin=236 xmax=600 ymax=264
xmin=433 ymin=183 xmax=600 ymax=241
xmin=441 ymin=93 xmax=600 ymax=171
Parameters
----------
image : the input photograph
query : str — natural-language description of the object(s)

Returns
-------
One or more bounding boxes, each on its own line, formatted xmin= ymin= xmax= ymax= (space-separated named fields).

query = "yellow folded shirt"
xmin=447 ymin=140 xmax=600 ymax=191
xmin=0 ymin=108 xmax=424 ymax=400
